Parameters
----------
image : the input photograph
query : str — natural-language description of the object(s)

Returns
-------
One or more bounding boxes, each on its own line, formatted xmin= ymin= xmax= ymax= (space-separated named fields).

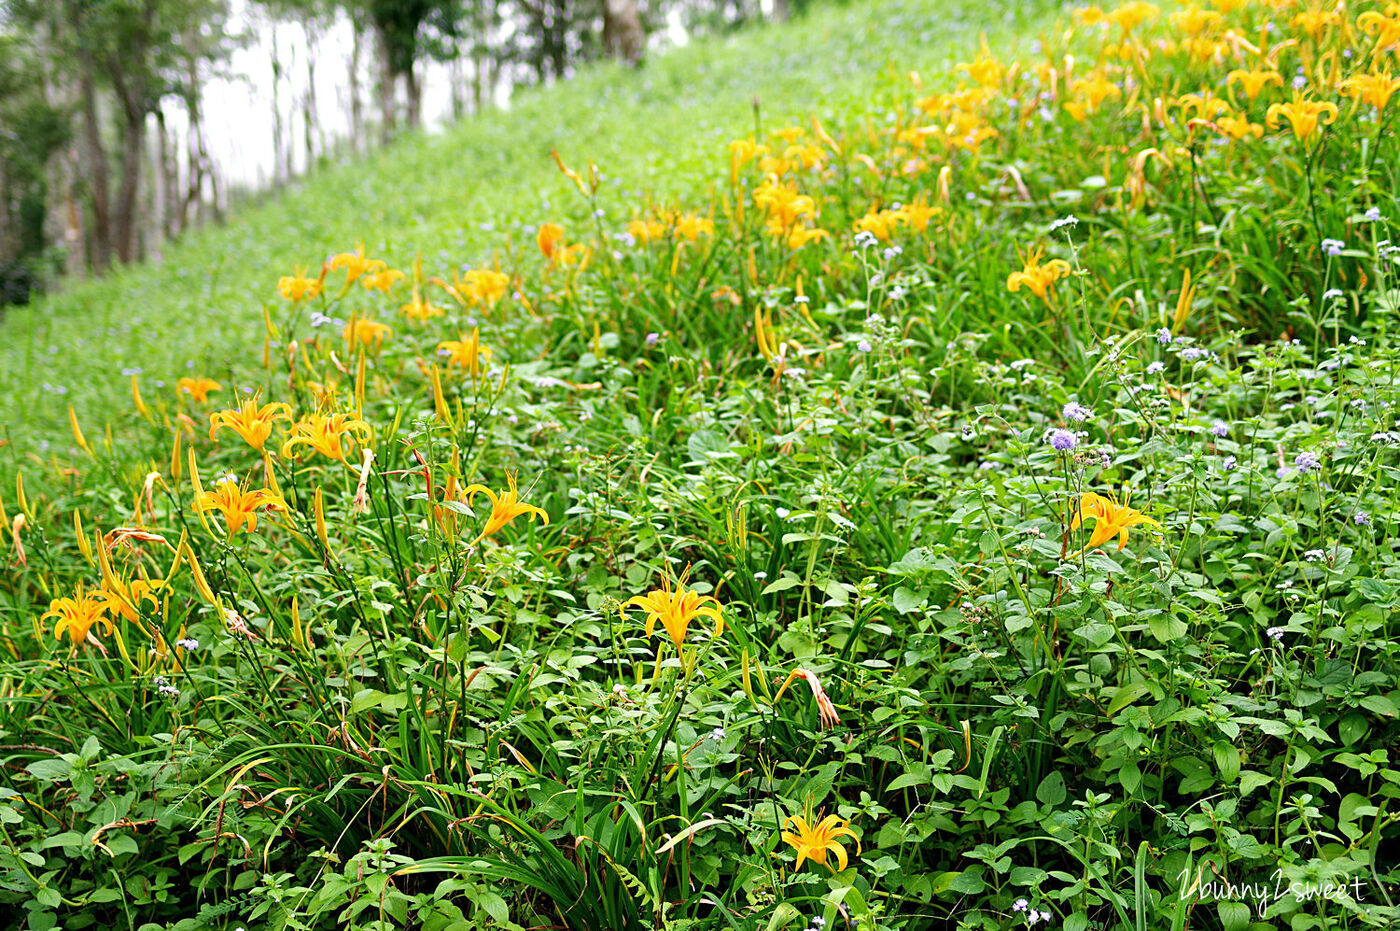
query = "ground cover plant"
xmin=3 ymin=0 xmax=1400 ymax=929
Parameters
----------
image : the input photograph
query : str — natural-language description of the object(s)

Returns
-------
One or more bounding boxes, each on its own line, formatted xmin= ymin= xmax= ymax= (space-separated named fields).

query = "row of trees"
xmin=0 ymin=0 xmax=801 ymax=305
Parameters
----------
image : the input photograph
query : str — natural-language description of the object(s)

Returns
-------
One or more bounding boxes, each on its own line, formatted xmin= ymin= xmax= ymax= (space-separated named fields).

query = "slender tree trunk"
xmin=349 ymin=13 xmax=364 ymax=154
xmin=376 ymin=30 xmax=396 ymax=145
xmin=271 ymin=24 xmax=287 ymax=184
xmin=108 ymin=57 xmax=149 ymax=264
xmin=303 ymin=19 xmax=320 ymax=168
xmin=77 ymin=59 xmax=112 ymax=273
xmin=405 ymin=65 xmax=422 ymax=130
xmin=449 ymin=56 xmax=464 ymax=120
xmin=156 ymin=107 xmax=174 ymax=241
xmin=37 ymin=16 xmax=87 ymax=279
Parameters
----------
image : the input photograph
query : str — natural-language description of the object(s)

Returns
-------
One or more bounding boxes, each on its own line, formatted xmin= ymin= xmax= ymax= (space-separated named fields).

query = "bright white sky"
xmin=176 ymin=0 xmax=693 ymax=192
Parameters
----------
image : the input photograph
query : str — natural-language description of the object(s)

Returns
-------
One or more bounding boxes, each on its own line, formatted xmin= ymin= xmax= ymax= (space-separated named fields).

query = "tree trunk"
xmin=405 ymin=65 xmax=422 ymax=130
xmin=376 ymin=29 xmax=396 ymax=145
xmin=349 ymin=15 xmax=364 ymax=154
xmin=36 ymin=16 xmax=87 ymax=279
xmin=271 ymin=24 xmax=287 ymax=184
xmin=303 ymin=19 xmax=320 ymax=168
xmin=156 ymin=106 xmax=174 ymax=241
xmin=77 ymin=58 xmax=112 ymax=273
xmin=549 ymin=0 xmax=568 ymax=80
xmin=603 ymin=0 xmax=645 ymax=66
xmin=107 ymin=55 xmax=149 ymax=264
xmin=770 ymin=0 xmax=790 ymax=21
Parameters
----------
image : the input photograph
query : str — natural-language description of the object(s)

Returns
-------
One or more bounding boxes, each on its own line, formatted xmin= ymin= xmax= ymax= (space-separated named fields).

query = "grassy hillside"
xmin=0 ymin=0 xmax=1052 ymax=464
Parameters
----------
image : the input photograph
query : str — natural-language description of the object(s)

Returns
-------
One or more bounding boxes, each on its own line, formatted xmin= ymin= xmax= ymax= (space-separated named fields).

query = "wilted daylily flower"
xmin=537 ymin=222 xmax=566 ymax=260
xmin=281 ymin=413 xmax=372 ymax=462
xmin=177 ymin=377 xmax=222 ymax=404
xmin=782 ymin=811 xmax=860 ymax=872
xmin=461 ymin=472 xmax=549 ymax=546
xmin=209 ymin=399 xmax=293 ymax=452
xmin=626 ymin=574 xmax=724 ymax=652
xmin=1072 ymin=491 xmax=1163 ymax=552
xmin=773 ymin=667 xmax=841 ymax=729
xmin=196 ymin=478 xmax=288 ymax=537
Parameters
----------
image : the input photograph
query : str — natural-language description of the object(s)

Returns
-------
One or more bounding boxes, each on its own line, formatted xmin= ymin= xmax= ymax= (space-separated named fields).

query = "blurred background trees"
xmin=0 ymin=0 xmax=807 ymax=304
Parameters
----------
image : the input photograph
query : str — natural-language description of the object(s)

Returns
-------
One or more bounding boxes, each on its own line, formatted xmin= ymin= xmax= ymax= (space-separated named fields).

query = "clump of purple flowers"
xmin=1049 ymin=429 xmax=1078 ymax=452
xmin=1295 ymin=451 xmax=1321 ymax=473
xmin=1210 ymin=420 xmax=1229 ymax=438
xmin=1062 ymin=400 xmax=1092 ymax=422
xmin=1320 ymin=238 xmax=1345 ymax=257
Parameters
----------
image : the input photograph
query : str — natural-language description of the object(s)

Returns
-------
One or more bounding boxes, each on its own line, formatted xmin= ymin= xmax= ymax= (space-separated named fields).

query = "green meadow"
xmin=2 ymin=0 xmax=1399 ymax=929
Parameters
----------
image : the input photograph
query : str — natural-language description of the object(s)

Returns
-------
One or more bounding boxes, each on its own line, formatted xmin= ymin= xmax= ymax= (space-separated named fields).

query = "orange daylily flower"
xmin=177 ymin=377 xmax=222 ymax=404
xmin=782 ymin=812 xmax=860 ymax=872
xmin=44 ymin=584 xmax=113 ymax=650
xmin=626 ymin=575 xmax=723 ymax=652
xmin=1072 ymin=491 xmax=1163 ymax=552
xmin=196 ymin=478 xmax=288 ymax=537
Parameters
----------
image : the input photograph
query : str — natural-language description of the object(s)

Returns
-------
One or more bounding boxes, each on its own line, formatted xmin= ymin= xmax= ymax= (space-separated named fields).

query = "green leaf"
xmin=1213 ymin=741 xmax=1240 ymax=784
xmin=892 ymin=586 xmax=926 ymax=614
xmin=1036 ymin=771 xmax=1067 ymax=806
xmin=1107 ymin=680 xmax=1151 ymax=715
xmin=1217 ymin=901 xmax=1250 ymax=931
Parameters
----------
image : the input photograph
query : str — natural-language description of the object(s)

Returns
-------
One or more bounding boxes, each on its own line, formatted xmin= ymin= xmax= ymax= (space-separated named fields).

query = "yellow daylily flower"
xmin=100 ymin=576 xmax=166 ymax=624
xmin=1006 ymin=245 xmax=1072 ymax=303
xmin=328 ymin=243 xmax=385 ymax=284
xmin=281 ymin=413 xmax=372 ymax=462
xmin=177 ymin=377 xmax=222 ymax=404
xmin=1341 ymin=70 xmax=1400 ymax=111
xmin=1071 ymin=491 xmax=1163 ymax=552
xmin=44 ymin=584 xmax=113 ymax=650
xmin=1227 ymin=68 xmax=1283 ymax=102
xmin=195 ymin=478 xmax=288 ymax=537
xmin=1107 ymin=1 xmax=1158 ymax=34
xmin=437 ymin=328 xmax=492 ymax=379
xmin=360 ymin=267 xmax=405 ymax=293
xmin=673 ymin=212 xmax=714 ymax=242
xmin=344 ymin=318 xmax=393 ymax=350
xmin=625 ymin=575 xmax=723 ymax=652
xmin=752 ymin=177 xmax=816 ymax=228
xmin=1358 ymin=8 xmax=1400 ymax=51
xmin=277 ymin=266 xmax=324 ymax=302
xmin=782 ymin=812 xmax=860 ymax=872
xmin=460 ymin=472 xmax=549 ymax=546
xmin=209 ymin=399 xmax=293 ymax=452
xmin=1266 ymin=92 xmax=1339 ymax=140
xmin=1291 ymin=8 xmax=1340 ymax=42
xmin=537 ymin=223 xmax=565 ymax=260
